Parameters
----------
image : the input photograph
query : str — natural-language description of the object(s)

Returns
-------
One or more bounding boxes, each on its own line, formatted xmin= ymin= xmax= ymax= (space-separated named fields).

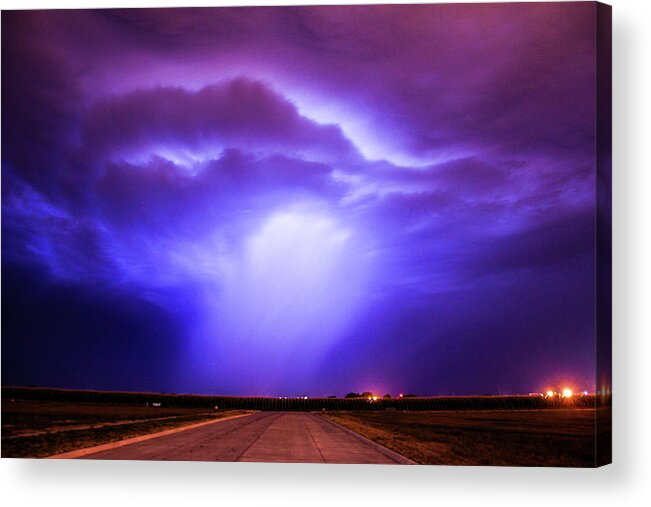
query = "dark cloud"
xmin=1 ymin=12 xmax=84 ymax=204
xmin=2 ymin=264 xmax=185 ymax=392
xmin=95 ymin=149 xmax=343 ymax=232
xmin=82 ymin=79 xmax=361 ymax=165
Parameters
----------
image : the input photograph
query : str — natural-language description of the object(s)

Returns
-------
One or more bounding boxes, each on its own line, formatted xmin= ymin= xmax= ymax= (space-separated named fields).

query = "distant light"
xmin=583 ymin=391 xmax=588 ymax=396
xmin=398 ymin=393 xmax=404 ymax=398
xmin=546 ymin=390 xmax=555 ymax=398
xmin=562 ymin=388 xmax=573 ymax=398
xmin=372 ymin=396 xmax=378 ymax=401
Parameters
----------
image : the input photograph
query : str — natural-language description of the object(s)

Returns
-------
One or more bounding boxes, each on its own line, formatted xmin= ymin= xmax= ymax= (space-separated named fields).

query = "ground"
xmin=1 ymin=399 xmax=243 ymax=458
xmin=2 ymin=398 xmax=608 ymax=466
xmin=326 ymin=408 xmax=608 ymax=467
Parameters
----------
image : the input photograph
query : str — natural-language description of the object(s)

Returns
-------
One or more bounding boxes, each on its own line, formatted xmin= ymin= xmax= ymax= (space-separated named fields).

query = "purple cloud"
xmin=83 ymin=79 xmax=361 ymax=166
xmin=2 ymin=4 xmax=601 ymax=395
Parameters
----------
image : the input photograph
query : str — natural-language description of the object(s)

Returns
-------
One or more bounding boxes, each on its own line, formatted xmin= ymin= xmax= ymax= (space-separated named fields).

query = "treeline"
xmin=2 ymin=386 xmax=598 ymax=411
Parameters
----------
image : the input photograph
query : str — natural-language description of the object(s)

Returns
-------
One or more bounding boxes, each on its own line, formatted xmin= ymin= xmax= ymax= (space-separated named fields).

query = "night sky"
xmin=2 ymin=3 xmax=599 ymax=396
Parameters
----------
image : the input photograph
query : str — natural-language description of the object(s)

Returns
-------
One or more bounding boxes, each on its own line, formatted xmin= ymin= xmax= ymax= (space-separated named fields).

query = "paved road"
xmin=83 ymin=412 xmax=408 ymax=464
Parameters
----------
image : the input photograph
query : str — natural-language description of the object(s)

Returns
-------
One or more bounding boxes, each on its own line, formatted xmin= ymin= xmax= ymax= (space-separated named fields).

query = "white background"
xmin=1 ymin=0 xmax=649 ymax=505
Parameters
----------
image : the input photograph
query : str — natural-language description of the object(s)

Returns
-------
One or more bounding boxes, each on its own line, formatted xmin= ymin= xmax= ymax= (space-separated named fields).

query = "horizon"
xmin=3 ymin=384 xmax=595 ymax=399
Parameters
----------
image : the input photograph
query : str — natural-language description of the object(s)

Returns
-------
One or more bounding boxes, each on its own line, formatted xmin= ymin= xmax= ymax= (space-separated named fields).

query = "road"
xmin=82 ymin=412 xmax=412 ymax=464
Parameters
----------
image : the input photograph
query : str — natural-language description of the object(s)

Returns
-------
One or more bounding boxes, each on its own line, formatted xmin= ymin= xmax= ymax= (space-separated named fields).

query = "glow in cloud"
xmin=185 ymin=209 xmax=372 ymax=392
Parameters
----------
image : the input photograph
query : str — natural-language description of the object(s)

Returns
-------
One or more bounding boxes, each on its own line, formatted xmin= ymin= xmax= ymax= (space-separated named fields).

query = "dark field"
xmin=326 ymin=408 xmax=610 ymax=467
xmin=1 ymin=399 xmax=243 ymax=458
xmin=1 ymin=387 xmax=609 ymax=465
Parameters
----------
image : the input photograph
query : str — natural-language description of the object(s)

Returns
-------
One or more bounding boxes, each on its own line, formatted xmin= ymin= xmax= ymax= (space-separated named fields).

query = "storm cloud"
xmin=2 ymin=4 xmax=599 ymax=395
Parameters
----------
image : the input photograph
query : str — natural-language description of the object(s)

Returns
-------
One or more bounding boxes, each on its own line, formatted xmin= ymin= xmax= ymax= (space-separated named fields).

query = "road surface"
xmin=82 ymin=412 xmax=411 ymax=464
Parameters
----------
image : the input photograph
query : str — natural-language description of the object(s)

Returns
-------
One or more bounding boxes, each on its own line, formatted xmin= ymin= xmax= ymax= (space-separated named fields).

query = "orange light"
xmin=546 ymin=390 xmax=555 ymax=398
xmin=562 ymin=388 xmax=573 ymax=398
xmin=372 ymin=396 xmax=378 ymax=401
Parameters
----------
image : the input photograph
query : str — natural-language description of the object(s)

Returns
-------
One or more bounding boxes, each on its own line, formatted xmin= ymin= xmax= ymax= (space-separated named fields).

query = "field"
xmin=1 ymin=399 xmax=244 ymax=458
xmin=1 ymin=387 xmax=610 ymax=464
xmin=326 ymin=408 xmax=611 ymax=467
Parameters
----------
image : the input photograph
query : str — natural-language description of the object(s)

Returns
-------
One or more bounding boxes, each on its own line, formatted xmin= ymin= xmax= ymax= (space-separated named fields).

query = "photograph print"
xmin=1 ymin=1 xmax=612 ymax=466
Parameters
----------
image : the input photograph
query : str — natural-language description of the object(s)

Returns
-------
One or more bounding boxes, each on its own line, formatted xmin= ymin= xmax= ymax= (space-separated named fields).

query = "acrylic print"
xmin=1 ymin=2 xmax=611 ymax=466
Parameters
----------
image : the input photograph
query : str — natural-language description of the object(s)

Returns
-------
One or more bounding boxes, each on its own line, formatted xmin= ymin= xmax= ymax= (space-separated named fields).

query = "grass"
xmin=326 ymin=408 xmax=610 ymax=467
xmin=2 ymin=389 xmax=610 ymax=464
xmin=1 ymin=399 xmax=245 ymax=458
